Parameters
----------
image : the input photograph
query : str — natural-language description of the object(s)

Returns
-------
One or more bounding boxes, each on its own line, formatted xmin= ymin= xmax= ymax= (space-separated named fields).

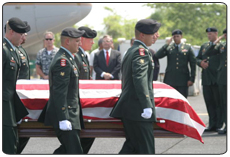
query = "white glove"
xmin=141 ymin=108 xmax=153 ymax=119
xmin=17 ymin=119 xmax=22 ymax=124
xmin=59 ymin=120 xmax=72 ymax=131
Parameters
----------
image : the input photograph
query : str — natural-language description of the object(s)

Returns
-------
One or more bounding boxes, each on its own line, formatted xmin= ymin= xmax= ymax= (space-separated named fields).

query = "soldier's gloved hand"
xmin=59 ymin=120 xmax=72 ymax=131
xmin=141 ymin=108 xmax=152 ymax=119
xmin=17 ymin=119 xmax=22 ymax=124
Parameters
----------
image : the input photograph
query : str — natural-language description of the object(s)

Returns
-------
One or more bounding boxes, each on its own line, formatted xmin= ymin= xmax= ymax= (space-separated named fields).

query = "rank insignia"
xmin=140 ymin=59 xmax=144 ymax=64
xmin=60 ymin=59 xmax=66 ymax=66
xmin=139 ymin=48 xmax=145 ymax=56
xmin=202 ymin=49 xmax=206 ymax=54
xmin=60 ymin=72 xmax=65 ymax=76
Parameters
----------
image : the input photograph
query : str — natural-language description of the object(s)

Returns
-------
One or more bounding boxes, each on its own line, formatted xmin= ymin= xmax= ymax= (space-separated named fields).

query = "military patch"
xmin=139 ymin=48 xmax=145 ymax=56
xmin=140 ymin=59 xmax=144 ymax=64
xmin=60 ymin=59 xmax=66 ymax=67
xmin=60 ymin=72 xmax=65 ymax=76
xmin=182 ymin=49 xmax=188 ymax=52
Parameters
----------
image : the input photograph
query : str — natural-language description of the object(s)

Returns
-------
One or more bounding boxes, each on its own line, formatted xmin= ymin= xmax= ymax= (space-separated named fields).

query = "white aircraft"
xmin=3 ymin=3 xmax=92 ymax=56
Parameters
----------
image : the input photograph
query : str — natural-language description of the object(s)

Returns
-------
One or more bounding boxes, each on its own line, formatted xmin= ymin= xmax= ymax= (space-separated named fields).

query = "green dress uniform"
xmin=15 ymin=45 xmax=31 ymax=154
xmin=204 ymin=41 xmax=227 ymax=130
xmin=155 ymin=43 xmax=196 ymax=98
xmin=3 ymin=38 xmax=29 ymax=154
xmin=196 ymin=42 xmax=222 ymax=130
xmin=74 ymin=47 xmax=90 ymax=80
xmin=110 ymin=40 xmax=156 ymax=154
xmin=44 ymin=47 xmax=84 ymax=154
xmin=16 ymin=46 xmax=30 ymax=79
xmin=74 ymin=47 xmax=95 ymax=154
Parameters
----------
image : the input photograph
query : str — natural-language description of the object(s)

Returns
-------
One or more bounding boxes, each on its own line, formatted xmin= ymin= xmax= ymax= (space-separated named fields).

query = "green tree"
xmin=146 ymin=3 xmax=226 ymax=45
xmin=102 ymin=7 xmax=137 ymax=49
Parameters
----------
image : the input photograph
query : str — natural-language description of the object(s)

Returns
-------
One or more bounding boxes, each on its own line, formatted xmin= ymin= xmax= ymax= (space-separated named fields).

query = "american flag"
xmin=16 ymin=79 xmax=205 ymax=143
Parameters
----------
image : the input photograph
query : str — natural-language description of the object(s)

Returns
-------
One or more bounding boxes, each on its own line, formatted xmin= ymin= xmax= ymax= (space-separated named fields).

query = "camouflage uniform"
xmin=35 ymin=47 xmax=59 ymax=75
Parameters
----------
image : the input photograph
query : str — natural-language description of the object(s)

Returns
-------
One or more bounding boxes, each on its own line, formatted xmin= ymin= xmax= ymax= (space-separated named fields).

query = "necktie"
xmin=175 ymin=45 xmax=179 ymax=51
xmin=106 ymin=51 xmax=109 ymax=66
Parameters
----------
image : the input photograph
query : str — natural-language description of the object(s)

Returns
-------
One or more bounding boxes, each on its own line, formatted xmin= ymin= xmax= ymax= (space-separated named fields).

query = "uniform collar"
xmin=79 ymin=46 xmax=87 ymax=56
xmin=4 ymin=37 xmax=16 ymax=51
xmin=134 ymin=40 xmax=148 ymax=49
xmin=60 ymin=46 xmax=74 ymax=59
xmin=174 ymin=43 xmax=182 ymax=48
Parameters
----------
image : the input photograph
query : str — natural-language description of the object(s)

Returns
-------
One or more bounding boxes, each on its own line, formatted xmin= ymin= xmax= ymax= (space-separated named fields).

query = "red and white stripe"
xmin=16 ymin=79 xmax=205 ymax=143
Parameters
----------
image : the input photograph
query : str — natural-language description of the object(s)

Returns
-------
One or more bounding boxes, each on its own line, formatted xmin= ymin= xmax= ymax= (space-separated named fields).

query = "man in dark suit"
xmin=3 ymin=17 xmax=30 ymax=154
xmin=93 ymin=35 xmax=121 ymax=80
xmin=155 ymin=29 xmax=196 ymax=98
xmin=110 ymin=19 xmax=161 ymax=154
xmin=196 ymin=27 xmax=222 ymax=132
xmin=74 ymin=26 xmax=97 ymax=153
xmin=44 ymin=27 xmax=85 ymax=154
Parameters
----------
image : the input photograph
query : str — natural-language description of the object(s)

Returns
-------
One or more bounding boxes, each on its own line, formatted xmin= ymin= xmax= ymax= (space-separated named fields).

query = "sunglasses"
xmin=45 ymin=38 xmax=53 ymax=41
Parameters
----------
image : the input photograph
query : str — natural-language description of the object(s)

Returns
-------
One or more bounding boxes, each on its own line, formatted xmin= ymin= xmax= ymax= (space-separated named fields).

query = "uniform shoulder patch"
xmin=60 ymin=59 xmax=66 ymax=67
xmin=139 ymin=48 xmax=145 ymax=56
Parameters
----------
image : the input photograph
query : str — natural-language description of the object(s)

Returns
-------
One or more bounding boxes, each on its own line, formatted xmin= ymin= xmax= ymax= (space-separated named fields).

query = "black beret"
xmin=23 ymin=21 xmax=31 ymax=33
xmin=61 ymin=27 xmax=85 ymax=38
xmin=172 ymin=29 xmax=182 ymax=35
xmin=78 ymin=26 xmax=97 ymax=38
xmin=135 ymin=19 xmax=161 ymax=34
xmin=8 ymin=17 xmax=30 ymax=33
xmin=223 ymin=28 xmax=227 ymax=34
xmin=206 ymin=27 xmax=218 ymax=32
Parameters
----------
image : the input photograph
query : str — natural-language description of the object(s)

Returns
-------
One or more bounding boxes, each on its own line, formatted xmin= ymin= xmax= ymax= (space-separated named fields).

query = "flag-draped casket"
xmin=16 ymin=80 xmax=205 ymax=143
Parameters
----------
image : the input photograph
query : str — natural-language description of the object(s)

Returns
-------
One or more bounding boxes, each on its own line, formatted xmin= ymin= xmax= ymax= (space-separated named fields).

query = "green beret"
xmin=172 ymin=29 xmax=182 ymax=35
xmin=206 ymin=27 xmax=218 ymax=32
xmin=135 ymin=19 xmax=161 ymax=34
xmin=8 ymin=17 xmax=31 ymax=33
xmin=61 ymin=27 xmax=85 ymax=38
xmin=78 ymin=26 xmax=97 ymax=38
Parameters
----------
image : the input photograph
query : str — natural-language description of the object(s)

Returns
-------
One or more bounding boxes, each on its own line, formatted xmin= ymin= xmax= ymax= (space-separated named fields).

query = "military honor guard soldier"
xmin=3 ymin=17 xmax=30 ymax=154
xmin=196 ymin=27 xmax=222 ymax=132
xmin=155 ymin=29 xmax=196 ymax=98
xmin=74 ymin=26 xmax=97 ymax=153
xmin=15 ymin=23 xmax=31 ymax=154
xmin=44 ymin=27 xmax=85 ymax=154
xmin=110 ymin=19 xmax=161 ymax=154
xmin=203 ymin=28 xmax=227 ymax=134
xmin=74 ymin=26 xmax=97 ymax=80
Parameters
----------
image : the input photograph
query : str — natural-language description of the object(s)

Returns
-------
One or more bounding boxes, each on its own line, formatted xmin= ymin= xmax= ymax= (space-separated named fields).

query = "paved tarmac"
xmin=21 ymin=93 xmax=227 ymax=155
